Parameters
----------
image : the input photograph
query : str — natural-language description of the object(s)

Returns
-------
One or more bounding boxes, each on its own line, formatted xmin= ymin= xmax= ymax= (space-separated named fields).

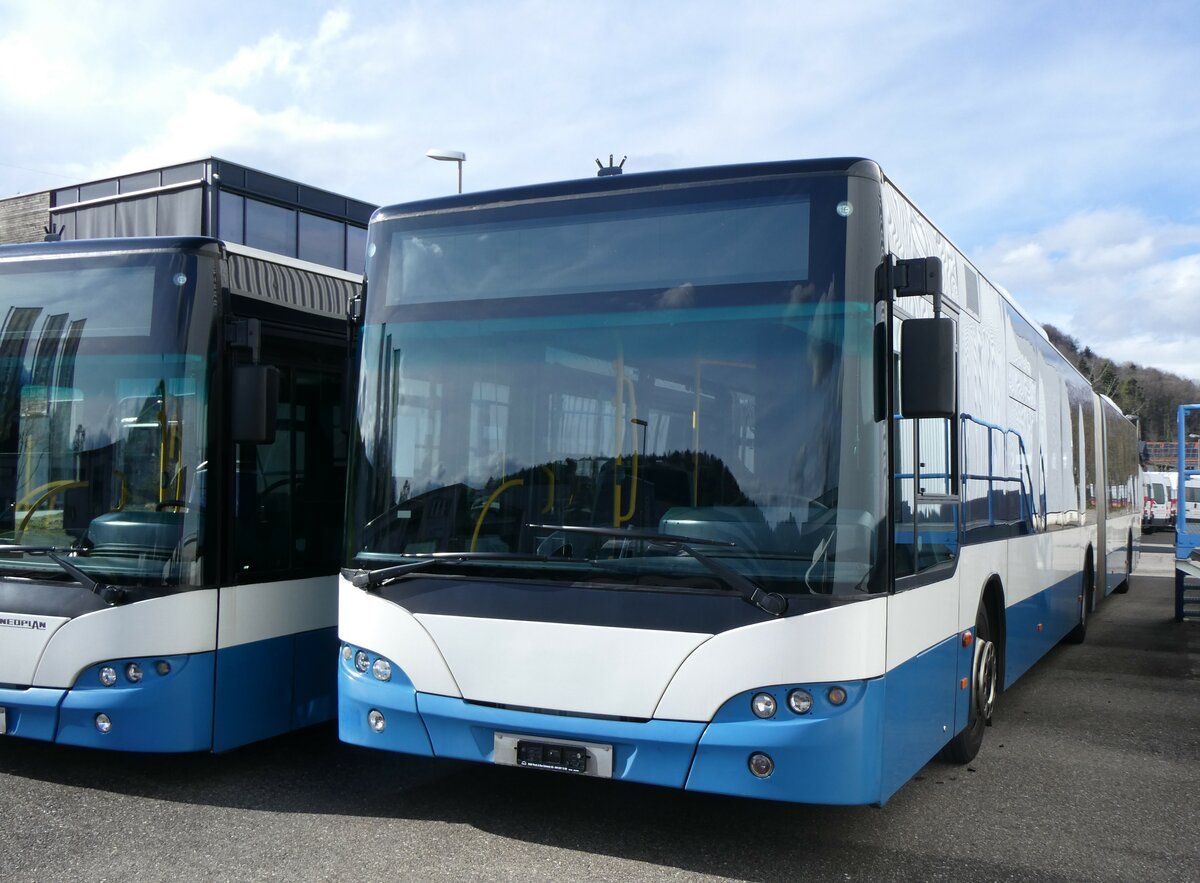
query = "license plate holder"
xmin=493 ymin=732 xmax=613 ymax=778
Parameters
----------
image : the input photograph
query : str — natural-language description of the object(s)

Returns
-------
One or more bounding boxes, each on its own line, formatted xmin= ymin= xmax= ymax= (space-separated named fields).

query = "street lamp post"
xmin=426 ymin=148 xmax=466 ymax=193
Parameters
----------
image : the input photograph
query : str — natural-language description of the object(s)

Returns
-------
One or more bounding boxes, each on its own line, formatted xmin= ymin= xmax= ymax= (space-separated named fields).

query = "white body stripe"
xmin=0 ymin=613 xmax=70 ymax=685
xmin=415 ymin=612 xmax=712 ymax=720
xmin=339 ymin=578 xmax=461 ymax=698
xmin=654 ymin=598 xmax=887 ymax=721
xmin=887 ymin=576 xmax=959 ymax=672
xmin=31 ymin=590 xmax=218 ymax=688
xmin=342 ymin=579 xmax=892 ymax=723
xmin=216 ymin=576 xmax=336 ymax=649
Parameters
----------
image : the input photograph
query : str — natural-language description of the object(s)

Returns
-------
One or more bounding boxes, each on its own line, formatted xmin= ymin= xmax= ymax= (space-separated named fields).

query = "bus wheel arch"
xmin=940 ymin=577 xmax=1004 ymax=764
xmin=981 ymin=577 xmax=1006 ymax=694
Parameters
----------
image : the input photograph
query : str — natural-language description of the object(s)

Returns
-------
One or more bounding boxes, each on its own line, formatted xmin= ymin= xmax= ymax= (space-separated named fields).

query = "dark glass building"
xmin=0 ymin=158 xmax=375 ymax=274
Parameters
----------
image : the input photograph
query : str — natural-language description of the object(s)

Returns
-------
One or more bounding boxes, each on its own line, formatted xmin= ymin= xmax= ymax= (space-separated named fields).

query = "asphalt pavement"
xmin=1 ymin=534 xmax=1197 ymax=882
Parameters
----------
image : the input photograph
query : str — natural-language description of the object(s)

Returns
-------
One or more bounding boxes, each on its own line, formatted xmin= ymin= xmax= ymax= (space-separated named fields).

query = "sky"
xmin=2 ymin=0 xmax=1199 ymax=379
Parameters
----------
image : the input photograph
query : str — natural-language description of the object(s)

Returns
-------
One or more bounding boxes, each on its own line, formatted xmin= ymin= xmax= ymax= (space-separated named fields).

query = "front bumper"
xmin=338 ymin=646 xmax=887 ymax=805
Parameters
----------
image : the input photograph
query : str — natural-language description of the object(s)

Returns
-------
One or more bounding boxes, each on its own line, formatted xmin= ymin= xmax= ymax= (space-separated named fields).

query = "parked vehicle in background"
xmin=1143 ymin=471 xmax=1177 ymax=533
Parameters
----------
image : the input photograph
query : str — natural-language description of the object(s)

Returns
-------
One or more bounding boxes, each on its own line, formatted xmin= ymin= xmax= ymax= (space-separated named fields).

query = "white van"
xmin=1143 ymin=471 xmax=1177 ymax=532
xmin=1185 ymin=476 xmax=1200 ymax=523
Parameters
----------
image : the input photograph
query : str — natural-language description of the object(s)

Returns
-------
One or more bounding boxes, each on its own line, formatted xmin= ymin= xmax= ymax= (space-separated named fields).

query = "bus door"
xmin=213 ymin=314 xmax=346 ymax=751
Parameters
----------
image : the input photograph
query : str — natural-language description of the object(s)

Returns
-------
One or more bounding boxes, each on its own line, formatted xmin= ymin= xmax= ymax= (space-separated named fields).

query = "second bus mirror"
xmin=900 ymin=318 xmax=956 ymax=418
xmin=232 ymin=364 xmax=280 ymax=444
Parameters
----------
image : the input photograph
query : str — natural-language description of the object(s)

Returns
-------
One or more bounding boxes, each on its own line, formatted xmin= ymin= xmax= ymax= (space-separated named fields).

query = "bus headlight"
xmin=125 ymin=663 xmax=144 ymax=683
xmin=787 ymin=688 xmax=813 ymax=715
xmin=751 ymin=692 xmax=777 ymax=719
xmin=354 ymin=650 xmax=370 ymax=673
xmin=371 ymin=658 xmax=392 ymax=681
xmin=99 ymin=666 xmax=117 ymax=687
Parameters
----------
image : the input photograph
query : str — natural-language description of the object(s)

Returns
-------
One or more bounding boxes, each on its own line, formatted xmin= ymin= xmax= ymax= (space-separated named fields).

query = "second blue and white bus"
xmin=337 ymin=158 xmax=1139 ymax=804
xmin=0 ymin=236 xmax=358 ymax=751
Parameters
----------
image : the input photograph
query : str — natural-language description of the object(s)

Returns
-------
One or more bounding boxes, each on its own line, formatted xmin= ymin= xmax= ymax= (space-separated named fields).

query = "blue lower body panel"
xmin=56 ymin=654 xmax=216 ymax=751
xmin=1005 ymin=573 xmax=1079 ymax=686
xmin=421 ymin=693 xmax=706 ymax=789
xmin=0 ymin=686 xmax=66 ymax=742
xmin=339 ymin=645 xmax=903 ymax=804
xmin=3 ymin=628 xmax=337 ymax=753
xmin=213 ymin=626 xmax=339 ymax=752
xmin=2 ymin=656 xmax=214 ymax=751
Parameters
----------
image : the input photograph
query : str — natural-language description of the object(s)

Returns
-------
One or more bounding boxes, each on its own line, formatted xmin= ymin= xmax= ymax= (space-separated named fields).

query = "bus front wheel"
xmin=939 ymin=602 xmax=997 ymax=764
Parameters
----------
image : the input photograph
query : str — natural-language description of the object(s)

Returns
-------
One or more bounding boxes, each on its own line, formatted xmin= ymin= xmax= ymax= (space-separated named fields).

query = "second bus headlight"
xmin=371 ymin=658 xmax=392 ymax=681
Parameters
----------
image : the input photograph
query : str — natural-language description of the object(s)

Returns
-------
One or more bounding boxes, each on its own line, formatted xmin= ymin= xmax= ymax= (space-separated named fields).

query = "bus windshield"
xmin=0 ymin=248 xmax=211 ymax=589
xmin=350 ymin=175 xmax=882 ymax=596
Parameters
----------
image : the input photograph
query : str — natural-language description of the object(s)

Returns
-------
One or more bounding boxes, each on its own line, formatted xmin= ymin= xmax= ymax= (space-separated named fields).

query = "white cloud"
xmin=209 ymin=35 xmax=302 ymax=91
xmin=975 ymin=210 xmax=1200 ymax=380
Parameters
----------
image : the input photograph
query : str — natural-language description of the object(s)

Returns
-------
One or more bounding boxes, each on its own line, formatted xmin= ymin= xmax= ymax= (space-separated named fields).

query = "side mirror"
xmin=231 ymin=364 xmax=279 ymax=444
xmin=901 ymin=318 xmax=956 ymax=418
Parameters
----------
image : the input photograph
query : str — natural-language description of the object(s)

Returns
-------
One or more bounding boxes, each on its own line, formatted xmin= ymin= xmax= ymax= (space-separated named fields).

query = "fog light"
xmin=828 ymin=686 xmax=848 ymax=706
xmin=787 ymin=688 xmax=813 ymax=715
xmin=155 ymin=661 xmax=171 ymax=676
xmin=368 ymin=709 xmax=386 ymax=733
xmin=751 ymin=692 xmax=777 ymax=719
xmin=748 ymin=752 xmax=774 ymax=778
xmin=99 ymin=666 xmax=117 ymax=687
xmin=125 ymin=663 xmax=144 ymax=683
xmin=354 ymin=650 xmax=370 ymax=673
xmin=372 ymin=658 xmax=392 ymax=681
xmin=95 ymin=713 xmax=113 ymax=734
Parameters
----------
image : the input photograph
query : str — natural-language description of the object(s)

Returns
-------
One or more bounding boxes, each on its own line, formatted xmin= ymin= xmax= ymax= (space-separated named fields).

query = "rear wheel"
xmin=1065 ymin=560 xmax=1093 ymax=644
xmin=940 ymin=601 xmax=997 ymax=764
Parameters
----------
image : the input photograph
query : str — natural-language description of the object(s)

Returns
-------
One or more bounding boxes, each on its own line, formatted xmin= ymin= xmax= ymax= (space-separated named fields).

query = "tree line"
xmin=1044 ymin=324 xmax=1200 ymax=442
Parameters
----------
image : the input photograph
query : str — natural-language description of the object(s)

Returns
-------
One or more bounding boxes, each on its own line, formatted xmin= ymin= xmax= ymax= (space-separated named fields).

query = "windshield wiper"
xmin=347 ymin=551 xmax=552 ymax=590
xmin=0 ymin=545 xmax=127 ymax=604
xmin=526 ymin=524 xmax=787 ymax=616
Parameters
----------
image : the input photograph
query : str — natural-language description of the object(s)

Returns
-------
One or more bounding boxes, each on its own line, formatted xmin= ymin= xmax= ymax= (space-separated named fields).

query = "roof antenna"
xmin=595 ymin=154 xmax=626 ymax=177
xmin=43 ymin=222 xmax=63 ymax=242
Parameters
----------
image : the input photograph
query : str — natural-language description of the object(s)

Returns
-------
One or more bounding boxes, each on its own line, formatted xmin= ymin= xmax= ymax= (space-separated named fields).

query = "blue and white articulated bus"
xmin=337 ymin=159 xmax=1139 ymax=804
xmin=0 ymin=237 xmax=357 ymax=751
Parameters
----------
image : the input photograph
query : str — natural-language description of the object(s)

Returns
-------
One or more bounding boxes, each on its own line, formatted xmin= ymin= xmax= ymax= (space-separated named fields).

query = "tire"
xmin=939 ymin=601 xmax=998 ymax=764
xmin=1064 ymin=562 xmax=1093 ymax=644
